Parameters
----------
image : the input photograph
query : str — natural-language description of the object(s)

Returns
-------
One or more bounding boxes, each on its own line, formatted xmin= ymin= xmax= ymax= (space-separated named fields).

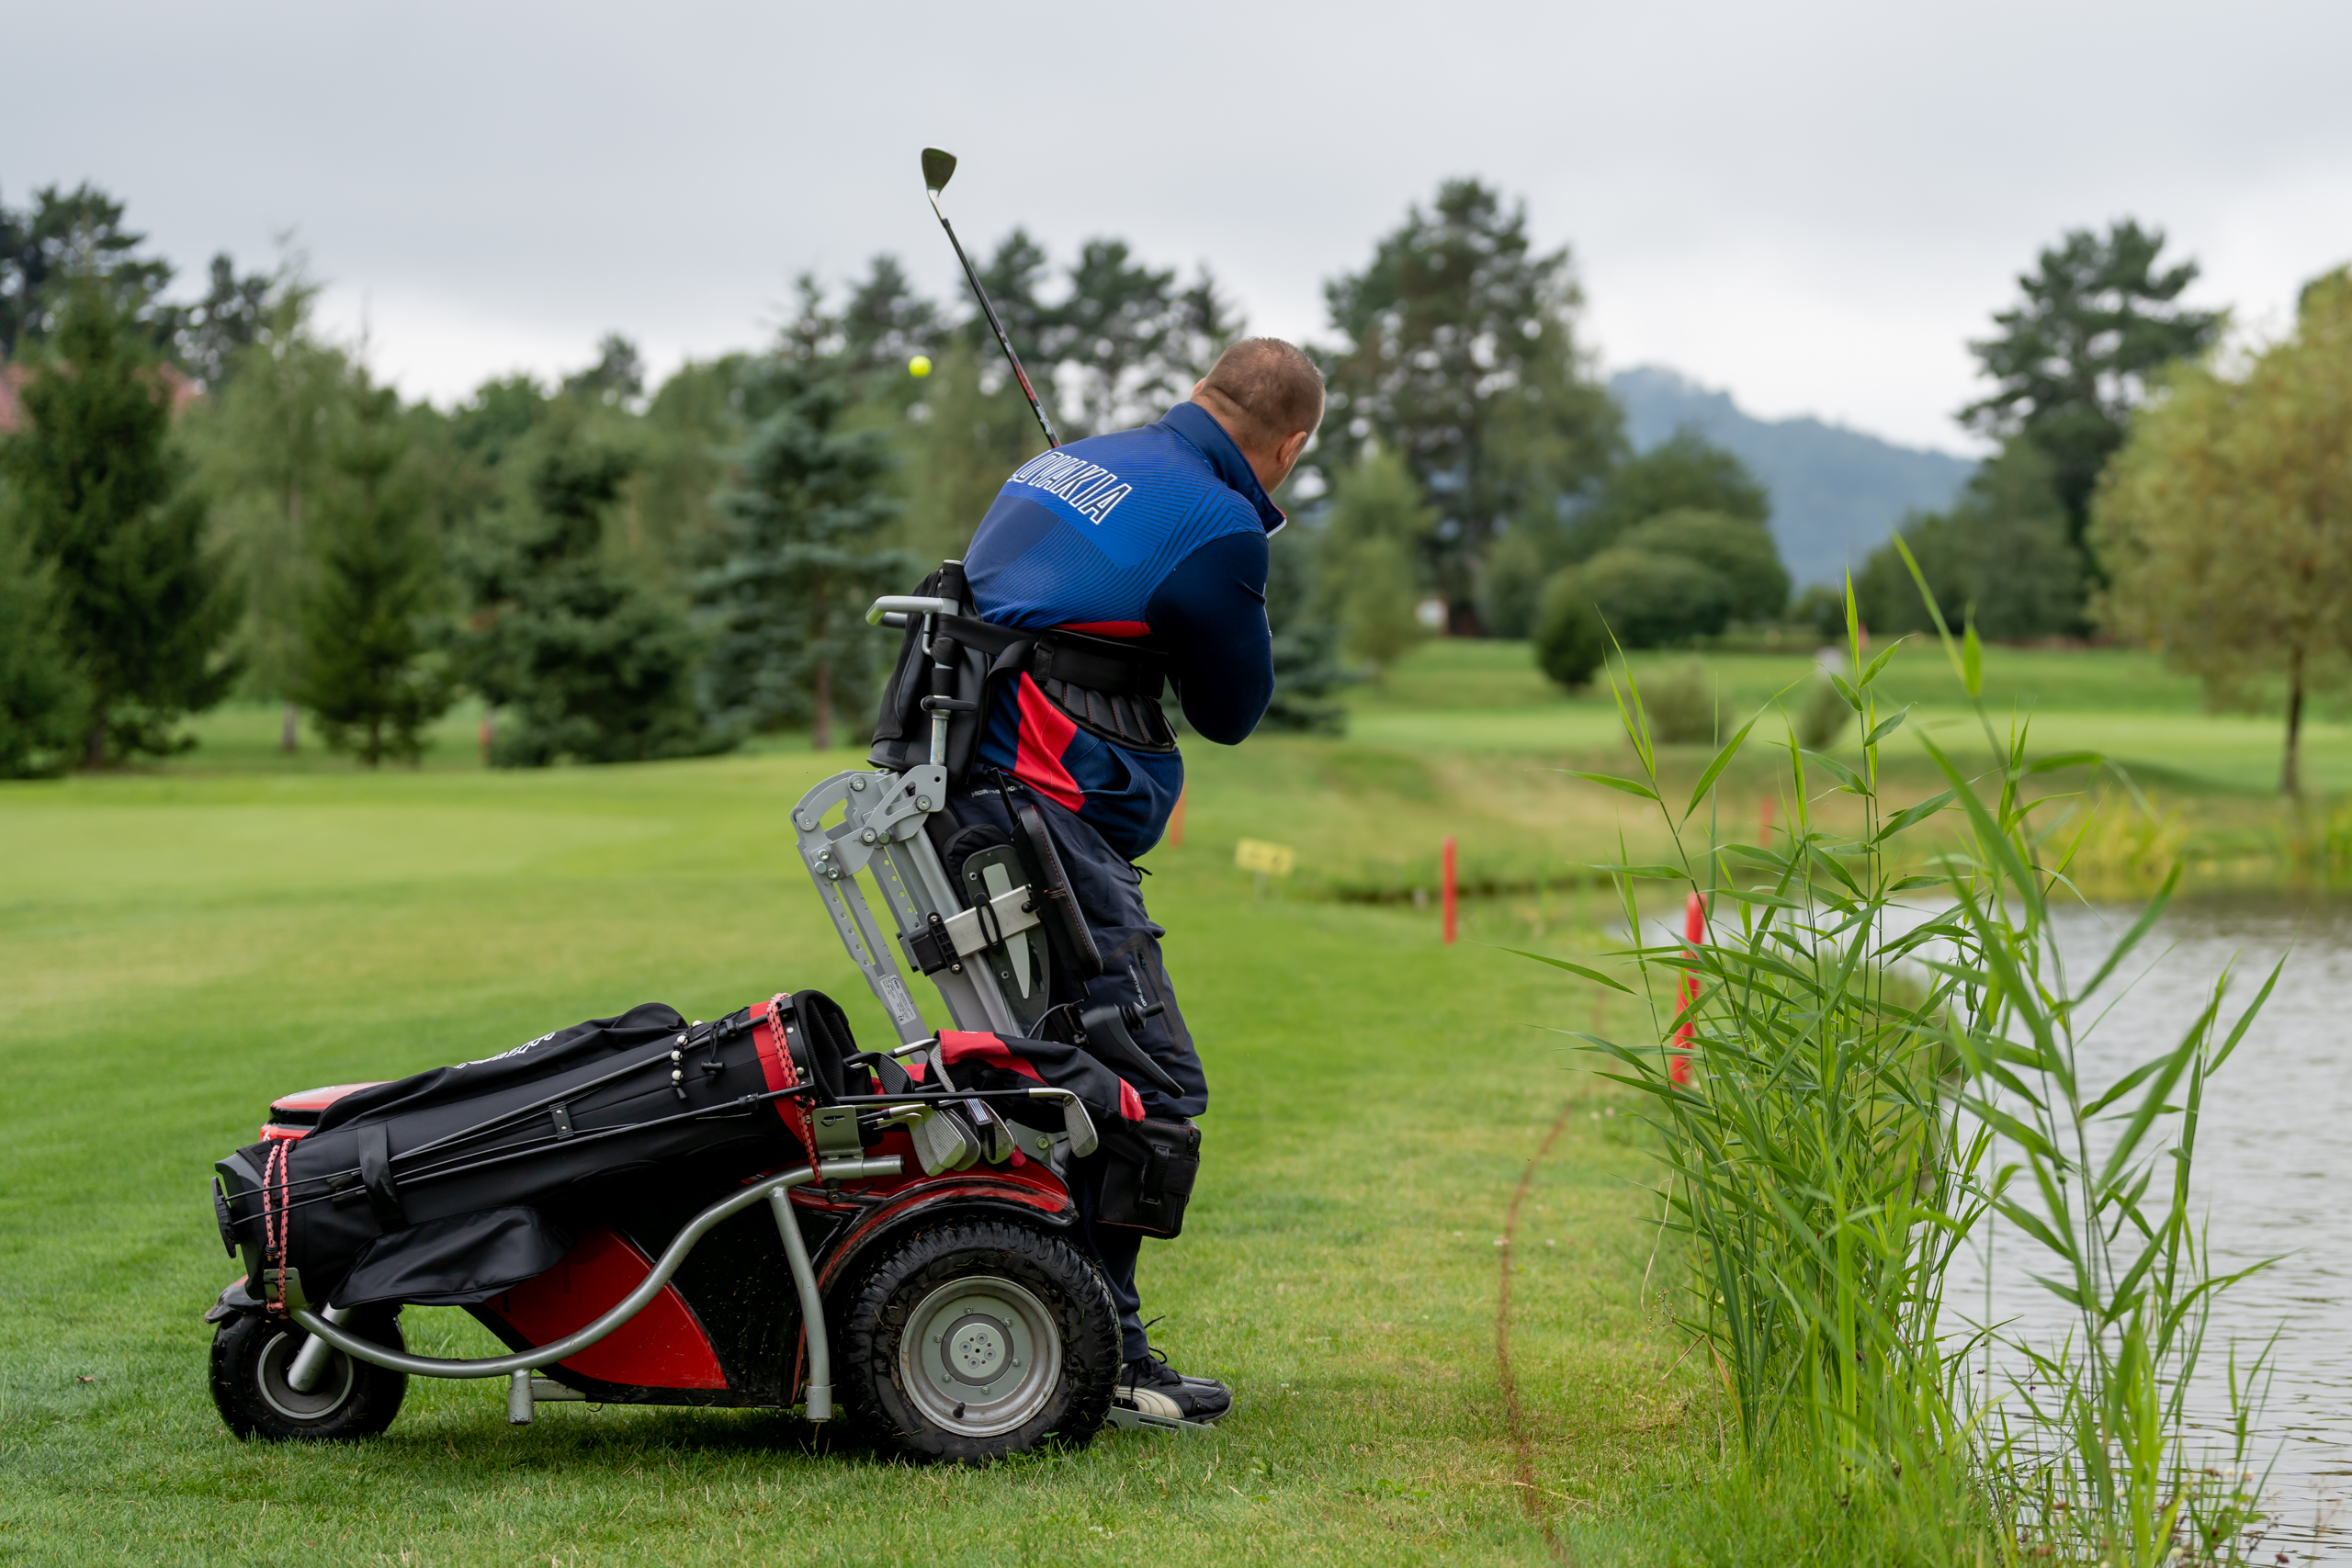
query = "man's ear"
xmin=1276 ymin=428 xmax=1313 ymax=468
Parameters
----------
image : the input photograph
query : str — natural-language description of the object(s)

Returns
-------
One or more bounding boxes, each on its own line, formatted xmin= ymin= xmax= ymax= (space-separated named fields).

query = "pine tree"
xmin=1317 ymin=180 xmax=1622 ymax=620
xmin=0 ymin=280 xmax=236 ymax=764
xmin=295 ymin=379 xmax=452 ymax=764
xmin=698 ymin=344 xmax=918 ymax=750
xmin=451 ymin=416 xmax=712 ymax=766
xmin=0 ymin=515 xmax=88 ymax=776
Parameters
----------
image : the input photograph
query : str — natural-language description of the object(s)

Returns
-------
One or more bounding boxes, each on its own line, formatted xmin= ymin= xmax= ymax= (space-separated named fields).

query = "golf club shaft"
xmin=929 ymin=196 xmax=1059 ymax=450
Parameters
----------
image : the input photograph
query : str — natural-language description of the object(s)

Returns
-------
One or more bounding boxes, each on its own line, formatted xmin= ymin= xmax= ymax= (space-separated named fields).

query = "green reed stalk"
xmin=1533 ymin=571 xmax=2275 ymax=1563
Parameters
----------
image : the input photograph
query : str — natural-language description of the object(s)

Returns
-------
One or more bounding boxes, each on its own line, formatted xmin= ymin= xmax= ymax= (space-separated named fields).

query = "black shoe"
xmin=1115 ymin=1350 xmax=1231 ymax=1424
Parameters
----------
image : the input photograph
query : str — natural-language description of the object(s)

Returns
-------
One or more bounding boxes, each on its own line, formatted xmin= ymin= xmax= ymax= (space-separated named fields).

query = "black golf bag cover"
xmin=214 ymin=993 xmax=859 ymax=1311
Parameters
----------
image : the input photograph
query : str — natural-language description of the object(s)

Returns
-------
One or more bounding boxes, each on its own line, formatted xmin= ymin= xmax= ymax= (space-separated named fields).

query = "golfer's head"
xmin=1191 ymin=338 xmax=1324 ymax=492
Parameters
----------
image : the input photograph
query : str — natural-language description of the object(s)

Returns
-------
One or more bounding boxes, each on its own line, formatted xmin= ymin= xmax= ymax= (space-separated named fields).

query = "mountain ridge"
xmin=1608 ymin=366 xmax=1977 ymax=589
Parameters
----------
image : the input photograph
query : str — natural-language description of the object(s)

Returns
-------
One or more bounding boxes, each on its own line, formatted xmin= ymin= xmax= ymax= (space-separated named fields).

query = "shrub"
xmin=1640 ymin=659 xmax=1717 ymax=742
xmin=1793 ymin=676 xmax=1849 ymax=750
xmin=1617 ymin=507 xmax=1790 ymax=623
xmin=1581 ymin=547 xmax=1731 ymax=647
xmin=1532 ymin=567 xmax=1608 ymax=689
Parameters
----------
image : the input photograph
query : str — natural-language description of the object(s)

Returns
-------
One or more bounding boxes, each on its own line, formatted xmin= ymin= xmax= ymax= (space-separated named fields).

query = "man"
xmin=949 ymin=337 xmax=1324 ymax=1423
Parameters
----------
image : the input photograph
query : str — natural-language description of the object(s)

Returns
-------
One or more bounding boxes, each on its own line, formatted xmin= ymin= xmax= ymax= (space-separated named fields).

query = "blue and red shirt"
xmin=964 ymin=400 xmax=1279 ymax=859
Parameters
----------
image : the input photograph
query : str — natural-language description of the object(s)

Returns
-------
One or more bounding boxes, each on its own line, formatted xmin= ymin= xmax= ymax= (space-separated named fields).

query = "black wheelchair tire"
xmin=209 ymin=1309 xmax=408 ymax=1442
xmin=839 ymin=1218 xmax=1118 ymax=1462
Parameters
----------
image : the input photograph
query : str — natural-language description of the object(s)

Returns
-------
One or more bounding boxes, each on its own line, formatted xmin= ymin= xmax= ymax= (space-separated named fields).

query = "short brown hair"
xmin=1197 ymin=337 xmax=1325 ymax=451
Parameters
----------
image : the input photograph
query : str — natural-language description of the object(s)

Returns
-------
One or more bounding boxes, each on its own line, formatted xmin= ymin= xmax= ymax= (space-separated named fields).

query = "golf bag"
xmin=212 ymin=995 xmax=854 ymax=1311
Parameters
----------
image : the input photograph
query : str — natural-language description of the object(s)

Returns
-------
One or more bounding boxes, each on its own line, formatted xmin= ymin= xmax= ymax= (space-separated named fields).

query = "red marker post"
xmin=1672 ymin=891 xmax=1706 ymax=1086
xmin=1442 ymin=835 xmax=1458 ymax=945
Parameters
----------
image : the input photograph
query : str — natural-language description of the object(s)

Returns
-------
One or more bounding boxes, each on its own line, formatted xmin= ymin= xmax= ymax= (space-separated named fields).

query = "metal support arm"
xmin=286 ymin=1157 xmax=901 ymax=1402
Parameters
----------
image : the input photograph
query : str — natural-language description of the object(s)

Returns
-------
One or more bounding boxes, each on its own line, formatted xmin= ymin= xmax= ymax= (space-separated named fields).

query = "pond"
xmin=1968 ymin=897 xmax=2352 ymax=1560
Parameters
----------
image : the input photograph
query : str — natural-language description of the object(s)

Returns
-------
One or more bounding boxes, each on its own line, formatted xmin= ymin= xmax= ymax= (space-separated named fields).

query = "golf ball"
xmin=908 ymin=355 xmax=933 ymax=378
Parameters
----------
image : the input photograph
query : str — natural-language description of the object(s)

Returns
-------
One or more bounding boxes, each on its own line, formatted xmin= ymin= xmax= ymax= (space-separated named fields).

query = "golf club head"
xmin=921 ymin=147 xmax=957 ymax=195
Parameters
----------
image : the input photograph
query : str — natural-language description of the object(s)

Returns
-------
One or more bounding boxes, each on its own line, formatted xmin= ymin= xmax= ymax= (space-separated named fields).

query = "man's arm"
xmin=1145 ymin=529 xmax=1273 ymax=745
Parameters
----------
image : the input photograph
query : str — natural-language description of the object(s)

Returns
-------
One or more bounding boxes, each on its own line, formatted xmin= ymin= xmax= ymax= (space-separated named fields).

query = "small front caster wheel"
xmin=209 ymin=1311 xmax=407 ymax=1441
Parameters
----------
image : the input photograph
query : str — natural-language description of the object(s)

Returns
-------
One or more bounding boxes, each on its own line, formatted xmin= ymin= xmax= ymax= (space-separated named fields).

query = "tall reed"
xmin=1538 ymin=577 xmax=2275 ymax=1562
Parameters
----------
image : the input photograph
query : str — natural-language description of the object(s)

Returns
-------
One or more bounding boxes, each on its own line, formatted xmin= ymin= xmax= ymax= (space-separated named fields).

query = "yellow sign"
xmin=1234 ymin=839 xmax=1296 ymax=877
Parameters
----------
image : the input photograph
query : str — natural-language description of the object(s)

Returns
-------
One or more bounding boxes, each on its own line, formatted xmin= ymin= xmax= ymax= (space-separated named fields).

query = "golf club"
xmin=922 ymin=147 xmax=1060 ymax=450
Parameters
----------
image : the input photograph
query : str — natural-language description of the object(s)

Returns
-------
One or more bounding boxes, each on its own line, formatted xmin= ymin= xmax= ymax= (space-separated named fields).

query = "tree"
xmin=1578 ymin=547 xmax=1731 ymax=648
xmin=2092 ymin=270 xmax=2352 ymax=795
xmin=295 ymin=379 xmax=452 ymax=764
xmin=1258 ymin=525 xmax=1349 ymax=734
xmin=1617 ymin=508 xmax=1789 ymax=623
xmin=1855 ymin=441 xmax=2081 ymax=641
xmin=183 ymin=275 xmax=352 ymax=748
xmin=173 ymin=252 xmax=277 ymax=391
xmin=897 ymin=337 xmax=1044 ymax=565
xmin=451 ymin=416 xmax=712 ymax=766
xmin=1479 ymin=525 xmax=1559 ymax=639
xmin=697 ymin=345 xmax=916 ymax=751
xmin=1532 ymin=566 xmax=1608 ymax=689
xmin=0 ymin=281 xmax=236 ymax=764
xmin=0 ymin=515 xmax=88 ymax=775
xmin=1569 ymin=430 xmax=1770 ymax=558
xmin=560 ymin=333 xmax=646 ymax=409
xmin=1963 ymin=220 xmax=2222 ymax=555
xmin=1317 ymin=179 xmax=1621 ymax=617
xmin=1318 ymin=450 xmax=1435 ymax=676
xmin=0 ymin=183 xmax=174 ymax=357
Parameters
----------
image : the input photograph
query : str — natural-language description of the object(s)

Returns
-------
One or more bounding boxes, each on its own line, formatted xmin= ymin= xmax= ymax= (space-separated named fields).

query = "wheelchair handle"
xmin=867 ymin=595 xmax=961 ymax=626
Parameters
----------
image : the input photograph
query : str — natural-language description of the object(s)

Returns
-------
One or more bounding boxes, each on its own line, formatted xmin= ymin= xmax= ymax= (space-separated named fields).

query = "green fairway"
xmin=5 ymin=637 xmax=2325 ymax=1564
xmin=0 ymin=739 xmax=1753 ymax=1566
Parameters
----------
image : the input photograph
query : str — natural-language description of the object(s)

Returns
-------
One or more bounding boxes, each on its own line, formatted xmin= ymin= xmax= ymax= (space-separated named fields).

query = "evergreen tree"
xmin=295 ymin=379 xmax=452 ymax=764
xmin=1317 ymin=179 xmax=1621 ymax=618
xmin=1257 ymin=525 xmax=1349 ymax=734
xmin=451 ymin=416 xmax=712 ymax=766
xmin=698 ymin=344 xmax=917 ymax=751
xmin=1962 ymin=220 xmax=2222 ymax=555
xmin=0 ymin=515 xmax=88 ymax=776
xmin=0 ymin=281 xmax=236 ymax=764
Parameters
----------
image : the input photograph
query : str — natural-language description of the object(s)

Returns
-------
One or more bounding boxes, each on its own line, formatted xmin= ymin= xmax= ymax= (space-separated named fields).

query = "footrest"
xmin=1106 ymin=1404 xmax=1213 ymax=1436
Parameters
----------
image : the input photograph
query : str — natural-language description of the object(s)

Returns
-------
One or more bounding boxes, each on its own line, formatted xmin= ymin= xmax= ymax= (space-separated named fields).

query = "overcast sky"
xmin=9 ymin=0 xmax=2348 ymax=455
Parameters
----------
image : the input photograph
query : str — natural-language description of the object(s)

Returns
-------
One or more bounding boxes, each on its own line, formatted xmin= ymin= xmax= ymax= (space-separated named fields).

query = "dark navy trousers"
xmin=944 ymin=781 xmax=1203 ymax=1361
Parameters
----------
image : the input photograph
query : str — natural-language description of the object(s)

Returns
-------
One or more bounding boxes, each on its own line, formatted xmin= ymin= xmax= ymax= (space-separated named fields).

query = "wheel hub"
xmin=255 ymin=1327 xmax=355 ymax=1421
xmin=899 ymin=1276 xmax=1060 ymax=1438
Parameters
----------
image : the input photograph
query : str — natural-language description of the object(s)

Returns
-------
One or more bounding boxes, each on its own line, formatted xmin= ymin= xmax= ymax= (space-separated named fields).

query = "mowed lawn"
xmin=1 ymin=741 xmax=1724 ymax=1567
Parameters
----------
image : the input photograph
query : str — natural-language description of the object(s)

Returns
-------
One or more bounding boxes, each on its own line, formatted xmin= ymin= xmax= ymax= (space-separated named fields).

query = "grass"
xmin=3 ymin=739 xmax=1755 ymax=1566
xmin=0 ymin=636 xmax=2325 ymax=1564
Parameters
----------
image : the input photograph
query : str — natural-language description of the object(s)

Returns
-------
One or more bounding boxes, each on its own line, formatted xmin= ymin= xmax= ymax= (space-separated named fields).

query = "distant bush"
xmin=1582 ymin=547 xmax=1731 ymax=647
xmin=1794 ymin=676 xmax=1850 ymax=750
xmin=1790 ymin=584 xmax=1847 ymax=642
xmin=1617 ymin=508 xmax=1790 ymax=623
xmin=1532 ymin=567 xmax=1609 ymax=689
xmin=1642 ymin=660 xmax=1718 ymax=743
xmin=1481 ymin=525 xmax=1560 ymax=640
